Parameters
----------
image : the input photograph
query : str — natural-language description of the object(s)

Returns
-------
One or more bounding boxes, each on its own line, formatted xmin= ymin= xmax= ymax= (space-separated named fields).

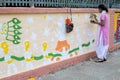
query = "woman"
xmin=91 ymin=4 xmax=109 ymax=62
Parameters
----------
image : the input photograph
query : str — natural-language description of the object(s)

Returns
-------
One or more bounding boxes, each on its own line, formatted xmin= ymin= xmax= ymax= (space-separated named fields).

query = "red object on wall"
xmin=116 ymin=15 xmax=120 ymax=40
xmin=65 ymin=18 xmax=71 ymax=25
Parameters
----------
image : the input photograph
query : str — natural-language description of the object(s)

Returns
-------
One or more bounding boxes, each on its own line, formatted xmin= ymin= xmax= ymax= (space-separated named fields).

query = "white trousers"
xmin=96 ymin=33 xmax=108 ymax=59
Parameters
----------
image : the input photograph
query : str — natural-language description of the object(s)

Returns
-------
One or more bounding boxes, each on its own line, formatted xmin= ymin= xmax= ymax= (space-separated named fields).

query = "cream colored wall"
xmin=0 ymin=13 xmax=99 ymax=78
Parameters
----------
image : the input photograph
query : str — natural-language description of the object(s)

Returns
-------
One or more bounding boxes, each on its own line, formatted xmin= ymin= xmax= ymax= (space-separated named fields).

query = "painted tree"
xmin=6 ymin=18 xmax=22 ymax=44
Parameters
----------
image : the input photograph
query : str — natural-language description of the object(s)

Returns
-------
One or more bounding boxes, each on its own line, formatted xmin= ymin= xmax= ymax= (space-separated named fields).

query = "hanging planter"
xmin=66 ymin=22 xmax=74 ymax=33
xmin=65 ymin=8 xmax=74 ymax=33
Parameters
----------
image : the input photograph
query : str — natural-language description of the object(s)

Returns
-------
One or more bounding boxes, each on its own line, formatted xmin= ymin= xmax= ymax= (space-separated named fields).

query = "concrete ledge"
xmin=1 ymin=51 xmax=96 ymax=80
xmin=0 ymin=8 xmax=120 ymax=14
xmin=0 ymin=8 xmax=98 ymax=14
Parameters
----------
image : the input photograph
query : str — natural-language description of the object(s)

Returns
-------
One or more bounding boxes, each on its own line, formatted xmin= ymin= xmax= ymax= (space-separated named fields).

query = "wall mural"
xmin=0 ymin=13 xmax=98 ymax=78
xmin=114 ymin=13 xmax=120 ymax=44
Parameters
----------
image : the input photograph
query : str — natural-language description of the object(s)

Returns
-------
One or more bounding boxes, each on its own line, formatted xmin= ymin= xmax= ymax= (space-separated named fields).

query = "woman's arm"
xmin=91 ymin=20 xmax=105 ymax=27
xmin=96 ymin=20 xmax=105 ymax=26
xmin=91 ymin=13 xmax=106 ymax=27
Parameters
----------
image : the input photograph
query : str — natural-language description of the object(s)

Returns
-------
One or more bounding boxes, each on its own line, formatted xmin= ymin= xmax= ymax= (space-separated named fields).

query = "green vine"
xmin=34 ymin=55 xmax=44 ymax=60
xmin=0 ymin=57 xmax=4 ymax=62
xmin=48 ymin=53 xmax=62 ymax=57
xmin=11 ymin=55 xmax=25 ymax=61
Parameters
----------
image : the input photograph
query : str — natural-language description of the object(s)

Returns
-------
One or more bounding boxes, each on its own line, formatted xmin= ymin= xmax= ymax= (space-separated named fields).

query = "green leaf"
xmin=13 ymin=40 xmax=20 ymax=44
xmin=48 ymin=53 xmax=62 ymax=57
xmin=34 ymin=55 xmax=44 ymax=60
xmin=14 ymin=35 xmax=21 ymax=40
xmin=11 ymin=55 xmax=25 ymax=61
xmin=14 ymin=30 xmax=22 ymax=35
xmin=68 ymin=47 xmax=79 ymax=54
xmin=0 ymin=57 xmax=4 ymax=62
xmin=82 ymin=42 xmax=90 ymax=47
xmin=13 ymin=25 xmax=22 ymax=29
xmin=12 ymin=18 xmax=21 ymax=24
xmin=92 ymin=39 xmax=95 ymax=43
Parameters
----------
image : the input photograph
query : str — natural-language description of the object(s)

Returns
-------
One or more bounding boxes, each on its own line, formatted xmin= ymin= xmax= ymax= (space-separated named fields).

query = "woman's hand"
xmin=90 ymin=20 xmax=104 ymax=26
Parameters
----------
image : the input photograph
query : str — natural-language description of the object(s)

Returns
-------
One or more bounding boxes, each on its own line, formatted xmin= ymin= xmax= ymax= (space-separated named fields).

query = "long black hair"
xmin=98 ymin=4 xmax=108 ymax=13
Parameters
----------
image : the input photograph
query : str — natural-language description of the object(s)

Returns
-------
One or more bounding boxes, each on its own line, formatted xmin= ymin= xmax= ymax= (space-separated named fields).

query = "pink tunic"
xmin=99 ymin=11 xmax=109 ymax=45
xmin=96 ymin=11 xmax=109 ymax=59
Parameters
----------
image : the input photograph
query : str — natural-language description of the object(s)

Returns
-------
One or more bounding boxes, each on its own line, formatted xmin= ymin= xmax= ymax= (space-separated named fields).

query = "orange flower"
xmin=55 ymin=40 xmax=70 ymax=52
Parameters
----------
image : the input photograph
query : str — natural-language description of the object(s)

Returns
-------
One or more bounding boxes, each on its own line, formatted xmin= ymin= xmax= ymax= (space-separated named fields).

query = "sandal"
xmin=95 ymin=59 xmax=104 ymax=63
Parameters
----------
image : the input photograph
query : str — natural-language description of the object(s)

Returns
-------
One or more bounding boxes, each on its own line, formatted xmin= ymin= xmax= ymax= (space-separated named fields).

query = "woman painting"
xmin=91 ymin=4 xmax=109 ymax=62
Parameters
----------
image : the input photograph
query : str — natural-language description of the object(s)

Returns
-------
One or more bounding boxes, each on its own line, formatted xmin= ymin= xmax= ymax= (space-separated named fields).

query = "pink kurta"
xmin=96 ymin=11 xmax=109 ymax=59
xmin=99 ymin=11 xmax=109 ymax=45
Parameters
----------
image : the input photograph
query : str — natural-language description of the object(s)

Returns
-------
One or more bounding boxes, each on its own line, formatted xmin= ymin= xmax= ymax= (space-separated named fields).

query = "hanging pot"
xmin=66 ymin=23 xmax=74 ymax=33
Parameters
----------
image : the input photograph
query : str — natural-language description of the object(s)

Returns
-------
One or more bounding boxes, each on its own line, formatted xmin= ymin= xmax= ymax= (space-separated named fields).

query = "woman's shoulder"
xmin=100 ymin=13 xmax=108 ymax=18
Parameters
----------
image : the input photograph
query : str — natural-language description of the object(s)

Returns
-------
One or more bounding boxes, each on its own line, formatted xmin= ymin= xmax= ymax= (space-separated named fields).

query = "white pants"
xmin=96 ymin=33 xmax=108 ymax=59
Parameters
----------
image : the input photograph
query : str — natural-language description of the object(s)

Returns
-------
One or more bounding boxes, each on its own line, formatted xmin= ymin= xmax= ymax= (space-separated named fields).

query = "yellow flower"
xmin=7 ymin=59 xmax=14 ymax=64
xmin=0 ymin=23 xmax=8 ymax=34
xmin=1 ymin=41 xmax=9 ymax=49
xmin=45 ymin=55 xmax=51 ymax=59
xmin=26 ymin=58 xmax=32 ymax=62
xmin=28 ymin=78 xmax=36 ymax=80
xmin=42 ymin=42 xmax=48 ymax=51
xmin=24 ymin=41 xmax=30 ymax=51
xmin=1 ymin=41 xmax=9 ymax=54
xmin=43 ymin=16 xmax=46 ymax=20
xmin=4 ymin=48 xmax=9 ymax=54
